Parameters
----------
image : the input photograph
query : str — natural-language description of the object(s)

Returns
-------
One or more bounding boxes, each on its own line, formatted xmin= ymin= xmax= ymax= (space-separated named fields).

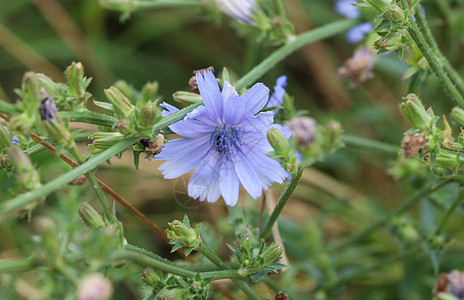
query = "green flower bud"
xmin=66 ymin=62 xmax=86 ymax=100
xmin=104 ymin=86 xmax=135 ymax=118
xmin=139 ymin=81 xmax=159 ymax=106
xmin=374 ymin=29 xmax=407 ymax=53
xmin=36 ymin=73 xmax=62 ymax=100
xmin=435 ymin=149 xmax=461 ymax=171
xmin=117 ymin=119 xmax=132 ymax=135
xmin=141 ymin=268 xmax=161 ymax=286
xmin=451 ymin=107 xmax=464 ymax=128
xmin=260 ymin=244 xmax=282 ymax=267
xmin=267 ymin=128 xmax=290 ymax=156
xmin=139 ymin=101 xmax=159 ymax=127
xmin=89 ymin=132 xmax=125 ymax=154
xmin=400 ymin=94 xmax=433 ymax=130
xmin=8 ymin=147 xmax=42 ymax=192
xmin=387 ymin=4 xmax=404 ymax=23
xmin=79 ymin=203 xmax=105 ymax=229
xmin=172 ymin=91 xmax=202 ymax=105
xmin=166 ymin=216 xmax=201 ymax=256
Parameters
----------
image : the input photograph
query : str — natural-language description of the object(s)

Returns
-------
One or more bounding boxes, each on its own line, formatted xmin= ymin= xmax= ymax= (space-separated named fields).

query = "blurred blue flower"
xmin=335 ymin=0 xmax=360 ymax=19
xmin=215 ymin=0 xmax=257 ymax=24
xmin=3 ymin=126 xmax=19 ymax=145
xmin=266 ymin=75 xmax=287 ymax=116
xmin=335 ymin=0 xmax=372 ymax=43
xmin=157 ymin=71 xmax=288 ymax=206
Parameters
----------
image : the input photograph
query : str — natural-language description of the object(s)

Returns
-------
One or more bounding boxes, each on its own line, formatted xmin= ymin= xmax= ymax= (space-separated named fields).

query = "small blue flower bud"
xmin=39 ymin=89 xmax=58 ymax=123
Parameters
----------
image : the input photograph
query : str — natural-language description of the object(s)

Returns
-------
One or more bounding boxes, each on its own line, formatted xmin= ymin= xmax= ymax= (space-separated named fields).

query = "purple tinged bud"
xmin=77 ymin=273 xmax=113 ymax=300
xmin=39 ymin=89 xmax=58 ymax=123
xmin=285 ymin=116 xmax=317 ymax=147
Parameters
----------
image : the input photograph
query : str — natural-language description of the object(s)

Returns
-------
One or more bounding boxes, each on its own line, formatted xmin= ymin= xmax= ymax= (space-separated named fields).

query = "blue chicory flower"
xmin=335 ymin=0 xmax=373 ymax=43
xmin=157 ymin=71 xmax=289 ymax=206
xmin=266 ymin=75 xmax=287 ymax=116
xmin=214 ymin=0 xmax=257 ymax=24
xmin=3 ymin=126 xmax=19 ymax=145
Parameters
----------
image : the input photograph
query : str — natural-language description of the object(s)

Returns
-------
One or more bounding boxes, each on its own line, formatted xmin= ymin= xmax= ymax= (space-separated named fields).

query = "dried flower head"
xmin=338 ymin=48 xmax=377 ymax=85
xmin=285 ymin=116 xmax=317 ymax=147
xmin=401 ymin=133 xmax=427 ymax=158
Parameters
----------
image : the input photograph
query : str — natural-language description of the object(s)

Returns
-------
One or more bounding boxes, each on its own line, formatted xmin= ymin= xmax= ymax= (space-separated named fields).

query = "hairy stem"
xmin=259 ymin=167 xmax=303 ymax=240
xmin=340 ymin=134 xmax=399 ymax=155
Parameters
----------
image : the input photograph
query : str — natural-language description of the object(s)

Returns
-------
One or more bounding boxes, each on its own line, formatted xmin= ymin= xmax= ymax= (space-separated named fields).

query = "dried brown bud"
xmin=337 ymin=48 xmax=377 ymax=86
xmin=275 ymin=292 xmax=289 ymax=300
xmin=401 ymin=133 xmax=427 ymax=158
xmin=69 ymin=175 xmax=87 ymax=186
xmin=435 ymin=272 xmax=449 ymax=294
xmin=144 ymin=133 xmax=165 ymax=159
xmin=189 ymin=67 xmax=215 ymax=94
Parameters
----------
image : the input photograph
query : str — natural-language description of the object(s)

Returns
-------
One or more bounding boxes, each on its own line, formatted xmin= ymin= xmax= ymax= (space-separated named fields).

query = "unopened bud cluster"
xmin=166 ymin=216 xmax=202 ymax=256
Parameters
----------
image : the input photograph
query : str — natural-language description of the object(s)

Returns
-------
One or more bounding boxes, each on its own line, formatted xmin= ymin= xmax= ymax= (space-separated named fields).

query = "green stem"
xmin=328 ymin=178 xmax=454 ymax=252
xmin=197 ymin=243 xmax=261 ymax=300
xmin=0 ymin=137 xmax=139 ymax=216
xmin=111 ymin=247 xmax=243 ymax=280
xmin=234 ymin=19 xmax=358 ymax=90
xmin=0 ymin=257 xmax=36 ymax=273
xmin=68 ymin=145 xmax=114 ymax=221
xmin=413 ymin=5 xmax=464 ymax=96
xmin=59 ymin=111 xmax=117 ymax=127
xmin=259 ymin=167 xmax=303 ymax=239
xmin=340 ymin=134 xmax=399 ymax=155
xmin=402 ymin=2 xmax=464 ymax=107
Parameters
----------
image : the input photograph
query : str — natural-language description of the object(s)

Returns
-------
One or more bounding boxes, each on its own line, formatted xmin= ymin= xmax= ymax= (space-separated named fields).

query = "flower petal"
xmin=169 ymin=119 xmax=214 ymax=137
xmin=160 ymin=102 xmax=179 ymax=117
xmin=196 ymin=71 xmax=223 ymax=122
xmin=188 ymin=151 xmax=221 ymax=201
xmin=233 ymin=151 xmax=262 ymax=198
xmin=219 ymin=161 xmax=240 ymax=206
xmin=240 ymin=83 xmax=269 ymax=115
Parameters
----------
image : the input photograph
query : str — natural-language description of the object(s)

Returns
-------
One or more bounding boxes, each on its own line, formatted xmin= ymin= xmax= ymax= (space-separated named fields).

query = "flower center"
xmin=210 ymin=125 xmax=240 ymax=158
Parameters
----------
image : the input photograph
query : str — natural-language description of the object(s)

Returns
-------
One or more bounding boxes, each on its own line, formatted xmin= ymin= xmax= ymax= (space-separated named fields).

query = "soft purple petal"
xmin=241 ymin=83 xmax=270 ymax=116
xmin=160 ymin=102 xmax=180 ymax=117
xmin=196 ymin=71 xmax=223 ymax=122
xmin=233 ymin=151 xmax=262 ymax=199
xmin=335 ymin=0 xmax=360 ymax=19
xmin=266 ymin=75 xmax=287 ymax=115
xmin=223 ymin=85 xmax=248 ymax=125
xmin=346 ymin=22 xmax=372 ymax=43
xmin=219 ymin=161 xmax=240 ymax=206
xmin=188 ymin=151 xmax=221 ymax=201
xmin=246 ymin=150 xmax=288 ymax=187
xmin=169 ymin=119 xmax=214 ymax=137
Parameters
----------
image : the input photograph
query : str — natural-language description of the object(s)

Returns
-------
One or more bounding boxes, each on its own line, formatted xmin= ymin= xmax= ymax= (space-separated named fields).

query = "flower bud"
xmin=39 ymin=89 xmax=58 ymax=123
xmin=400 ymin=94 xmax=433 ymax=130
xmin=374 ymin=29 xmax=407 ymax=53
xmin=325 ymin=121 xmax=343 ymax=146
xmin=141 ymin=268 xmax=161 ymax=286
xmin=166 ymin=216 xmax=201 ymax=256
xmin=66 ymin=62 xmax=86 ymax=100
xmin=172 ymin=91 xmax=202 ymax=104
xmin=139 ymin=101 xmax=159 ymax=127
xmin=260 ymin=244 xmax=282 ymax=267
xmin=104 ymin=86 xmax=135 ymax=118
xmin=214 ymin=0 xmax=257 ymax=24
xmin=20 ymin=72 xmax=41 ymax=109
xmin=117 ymin=119 xmax=132 ymax=135
xmin=435 ymin=149 xmax=460 ymax=171
xmin=8 ymin=148 xmax=41 ymax=192
xmin=267 ymin=128 xmax=290 ymax=156
xmin=77 ymin=273 xmax=113 ymax=300
xmin=36 ymin=73 xmax=62 ymax=100
xmin=451 ymin=107 xmax=464 ymax=128
xmin=285 ymin=116 xmax=317 ymax=147
xmin=387 ymin=4 xmax=404 ymax=23
xmin=139 ymin=81 xmax=159 ymax=105
xmin=89 ymin=132 xmax=124 ymax=154
xmin=447 ymin=270 xmax=464 ymax=299
xmin=79 ymin=203 xmax=105 ymax=229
